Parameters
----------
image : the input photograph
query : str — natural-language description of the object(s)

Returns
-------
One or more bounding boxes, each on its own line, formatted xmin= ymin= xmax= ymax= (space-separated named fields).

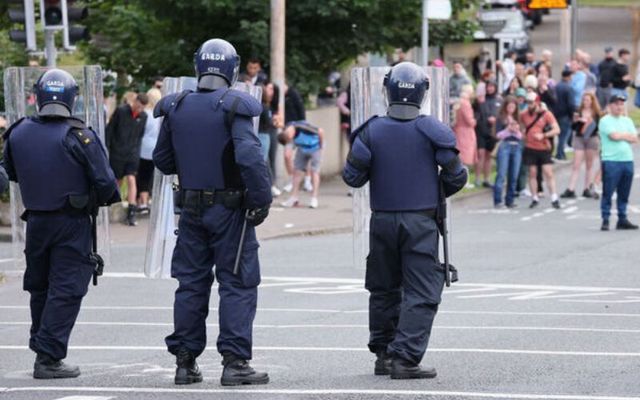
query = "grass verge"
xmin=580 ymin=0 xmax=640 ymax=7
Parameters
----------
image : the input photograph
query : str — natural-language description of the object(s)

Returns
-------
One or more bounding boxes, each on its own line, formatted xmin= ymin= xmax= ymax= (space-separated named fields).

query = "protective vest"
xmin=9 ymin=117 xmax=89 ymax=211
xmin=167 ymin=90 xmax=243 ymax=190
xmin=366 ymin=116 xmax=440 ymax=211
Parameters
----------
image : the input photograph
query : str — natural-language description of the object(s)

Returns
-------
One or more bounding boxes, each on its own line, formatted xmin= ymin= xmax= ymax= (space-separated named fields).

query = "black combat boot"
xmin=220 ymin=354 xmax=269 ymax=386
xmin=390 ymin=358 xmax=437 ymax=380
xmin=126 ymin=204 xmax=137 ymax=226
xmin=374 ymin=351 xmax=392 ymax=376
xmin=617 ymin=219 xmax=639 ymax=230
xmin=33 ymin=353 xmax=80 ymax=379
xmin=174 ymin=348 xmax=202 ymax=385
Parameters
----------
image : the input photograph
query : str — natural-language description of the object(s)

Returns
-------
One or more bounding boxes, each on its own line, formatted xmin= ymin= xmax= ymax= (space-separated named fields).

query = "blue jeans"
xmin=494 ymin=141 xmax=523 ymax=206
xmin=601 ymin=161 xmax=634 ymax=221
xmin=555 ymin=115 xmax=572 ymax=160
xmin=258 ymin=133 xmax=271 ymax=162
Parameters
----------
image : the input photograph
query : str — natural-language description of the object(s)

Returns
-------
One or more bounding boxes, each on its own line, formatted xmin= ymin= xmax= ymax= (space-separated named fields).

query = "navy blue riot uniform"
xmin=343 ymin=62 xmax=467 ymax=379
xmin=3 ymin=115 xmax=119 ymax=370
xmin=153 ymin=58 xmax=272 ymax=389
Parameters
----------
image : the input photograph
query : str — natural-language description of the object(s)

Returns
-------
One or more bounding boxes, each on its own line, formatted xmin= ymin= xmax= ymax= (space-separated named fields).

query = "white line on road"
xmin=1 ymin=307 xmax=640 ymax=319
xmin=4 ymin=386 xmax=640 ymax=400
xmin=3 ymin=321 xmax=640 ymax=334
xmin=2 ymin=345 xmax=640 ymax=357
xmin=52 ymin=397 xmax=115 ymax=400
xmin=563 ymin=206 xmax=579 ymax=214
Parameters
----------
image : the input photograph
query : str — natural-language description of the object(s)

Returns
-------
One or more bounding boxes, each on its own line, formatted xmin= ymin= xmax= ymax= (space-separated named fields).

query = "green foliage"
xmin=82 ymin=0 xmax=480 ymax=96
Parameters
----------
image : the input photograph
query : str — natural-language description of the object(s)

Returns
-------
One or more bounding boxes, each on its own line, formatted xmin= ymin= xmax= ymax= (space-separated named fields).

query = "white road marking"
xmin=2 ymin=345 xmax=640 ymax=357
xmin=563 ymin=206 xmax=579 ymax=214
xmin=52 ymin=397 xmax=115 ymax=400
xmin=3 ymin=322 xmax=640 ymax=334
xmin=521 ymin=216 xmax=533 ymax=221
xmin=0 ymin=258 xmax=15 ymax=264
xmin=4 ymin=386 xmax=640 ymax=400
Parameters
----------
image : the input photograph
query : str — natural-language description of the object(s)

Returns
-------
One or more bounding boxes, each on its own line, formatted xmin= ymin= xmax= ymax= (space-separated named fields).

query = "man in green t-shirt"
xmin=598 ymin=94 xmax=639 ymax=231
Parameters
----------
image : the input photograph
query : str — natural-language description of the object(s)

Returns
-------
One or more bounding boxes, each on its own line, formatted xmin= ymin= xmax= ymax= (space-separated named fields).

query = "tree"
xmin=83 ymin=0 xmax=480 ymax=96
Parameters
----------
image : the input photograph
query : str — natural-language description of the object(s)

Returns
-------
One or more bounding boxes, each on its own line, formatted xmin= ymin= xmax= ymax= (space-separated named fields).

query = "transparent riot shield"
xmin=3 ymin=66 xmax=110 ymax=272
xmin=350 ymin=66 xmax=450 ymax=269
xmin=144 ymin=79 xmax=262 ymax=279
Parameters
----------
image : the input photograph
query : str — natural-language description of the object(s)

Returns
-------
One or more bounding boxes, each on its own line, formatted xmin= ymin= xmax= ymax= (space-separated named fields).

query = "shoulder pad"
xmin=69 ymin=127 xmax=96 ymax=146
xmin=415 ymin=115 xmax=456 ymax=149
xmin=153 ymin=90 xmax=192 ymax=118
xmin=349 ymin=115 xmax=378 ymax=145
xmin=222 ymin=90 xmax=262 ymax=118
xmin=2 ymin=117 xmax=26 ymax=140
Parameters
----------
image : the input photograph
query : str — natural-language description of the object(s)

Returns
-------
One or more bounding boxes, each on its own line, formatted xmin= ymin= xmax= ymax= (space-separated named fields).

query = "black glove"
xmin=245 ymin=206 xmax=270 ymax=226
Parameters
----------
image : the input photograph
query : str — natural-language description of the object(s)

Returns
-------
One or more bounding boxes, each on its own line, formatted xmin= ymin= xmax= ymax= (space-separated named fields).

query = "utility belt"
xmin=22 ymin=194 xmax=94 ymax=221
xmin=177 ymin=189 xmax=245 ymax=211
xmin=372 ymin=208 xmax=437 ymax=219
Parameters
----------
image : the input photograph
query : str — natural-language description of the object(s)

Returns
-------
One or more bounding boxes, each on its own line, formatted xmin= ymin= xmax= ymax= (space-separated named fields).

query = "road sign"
xmin=529 ymin=0 xmax=568 ymax=9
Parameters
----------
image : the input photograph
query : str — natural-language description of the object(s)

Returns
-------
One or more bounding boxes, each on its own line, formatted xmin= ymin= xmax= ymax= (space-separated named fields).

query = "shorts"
xmin=572 ymin=135 xmax=600 ymax=151
xmin=110 ymin=157 xmax=139 ymax=180
xmin=477 ymin=135 xmax=497 ymax=152
xmin=294 ymin=149 xmax=322 ymax=173
xmin=136 ymin=158 xmax=155 ymax=193
xmin=523 ymin=148 xmax=553 ymax=166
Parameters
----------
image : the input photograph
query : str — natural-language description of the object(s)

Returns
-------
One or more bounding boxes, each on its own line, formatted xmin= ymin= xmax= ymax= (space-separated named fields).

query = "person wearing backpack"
xmin=280 ymin=121 xmax=324 ymax=208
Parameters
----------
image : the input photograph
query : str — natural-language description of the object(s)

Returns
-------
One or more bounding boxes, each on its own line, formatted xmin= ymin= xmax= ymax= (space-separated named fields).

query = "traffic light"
xmin=7 ymin=0 xmax=37 ymax=51
xmin=42 ymin=0 xmax=63 ymax=26
xmin=64 ymin=0 xmax=89 ymax=49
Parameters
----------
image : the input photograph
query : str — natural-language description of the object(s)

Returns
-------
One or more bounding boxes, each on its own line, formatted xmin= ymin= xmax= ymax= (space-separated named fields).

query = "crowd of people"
xmin=450 ymin=47 xmax=640 ymax=228
xmin=105 ymin=59 xmax=326 ymax=227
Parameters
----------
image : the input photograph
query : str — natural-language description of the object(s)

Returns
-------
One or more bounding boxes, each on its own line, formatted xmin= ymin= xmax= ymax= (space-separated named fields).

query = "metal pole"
xmin=24 ymin=0 xmax=37 ymax=51
xmin=570 ymin=0 xmax=578 ymax=58
xmin=271 ymin=0 xmax=286 ymax=124
xmin=44 ymin=29 xmax=57 ymax=67
xmin=421 ymin=0 xmax=429 ymax=66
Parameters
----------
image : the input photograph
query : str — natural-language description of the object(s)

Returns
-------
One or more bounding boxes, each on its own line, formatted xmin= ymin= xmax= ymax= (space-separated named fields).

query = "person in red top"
xmin=520 ymin=92 xmax=561 ymax=209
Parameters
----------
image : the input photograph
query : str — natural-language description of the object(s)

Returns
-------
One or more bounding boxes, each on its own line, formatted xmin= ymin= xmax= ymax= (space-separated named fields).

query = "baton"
xmin=90 ymin=211 xmax=104 ymax=286
xmin=233 ymin=210 xmax=250 ymax=275
xmin=439 ymin=179 xmax=451 ymax=287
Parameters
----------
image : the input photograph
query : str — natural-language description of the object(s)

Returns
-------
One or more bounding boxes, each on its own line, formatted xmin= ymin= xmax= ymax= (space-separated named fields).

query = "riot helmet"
xmin=34 ymin=69 xmax=78 ymax=118
xmin=194 ymin=38 xmax=240 ymax=91
xmin=383 ymin=62 xmax=430 ymax=120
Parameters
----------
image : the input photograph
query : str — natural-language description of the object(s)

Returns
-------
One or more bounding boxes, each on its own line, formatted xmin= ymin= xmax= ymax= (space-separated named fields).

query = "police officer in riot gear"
xmin=2 ymin=69 xmax=120 ymax=379
xmin=153 ymin=38 xmax=272 ymax=386
xmin=343 ymin=62 xmax=467 ymax=379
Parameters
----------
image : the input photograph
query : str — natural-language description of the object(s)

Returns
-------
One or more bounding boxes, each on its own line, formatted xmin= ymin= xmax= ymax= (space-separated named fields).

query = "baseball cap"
xmin=515 ymin=88 xmax=527 ymax=98
xmin=609 ymin=93 xmax=627 ymax=104
xmin=604 ymin=46 xmax=613 ymax=53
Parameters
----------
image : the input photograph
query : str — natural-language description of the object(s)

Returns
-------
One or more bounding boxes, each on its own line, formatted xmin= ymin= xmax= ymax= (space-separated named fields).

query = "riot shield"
xmin=350 ymin=66 xmax=450 ymax=269
xmin=2 ymin=66 xmax=110 ymax=272
xmin=144 ymin=79 xmax=262 ymax=279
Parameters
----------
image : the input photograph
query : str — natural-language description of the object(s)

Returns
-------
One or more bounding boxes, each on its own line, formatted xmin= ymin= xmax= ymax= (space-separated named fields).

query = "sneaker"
xmin=560 ymin=189 xmax=576 ymax=199
xmin=583 ymin=188 xmax=599 ymax=200
xmin=283 ymin=182 xmax=293 ymax=193
xmin=482 ymin=181 xmax=493 ymax=189
xmin=601 ymin=220 xmax=610 ymax=231
xmin=616 ymin=219 xmax=639 ymax=230
xmin=303 ymin=178 xmax=313 ymax=192
xmin=464 ymin=183 xmax=476 ymax=189
xmin=309 ymin=197 xmax=318 ymax=209
xmin=137 ymin=205 xmax=150 ymax=215
xmin=551 ymin=200 xmax=561 ymax=209
xmin=126 ymin=205 xmax=138 ymax=226
xmin=520 ymin=189 xmax=532 ymax=197
xmin=506 ymin=203 xmax=518 ymax=209
xmin=271 ymin=186 xmax=282 ymax=197
xmin=529 ymin=200 xmax=539 ymax=209
xmin=281 ymin=197 xmax=299 ymax=208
